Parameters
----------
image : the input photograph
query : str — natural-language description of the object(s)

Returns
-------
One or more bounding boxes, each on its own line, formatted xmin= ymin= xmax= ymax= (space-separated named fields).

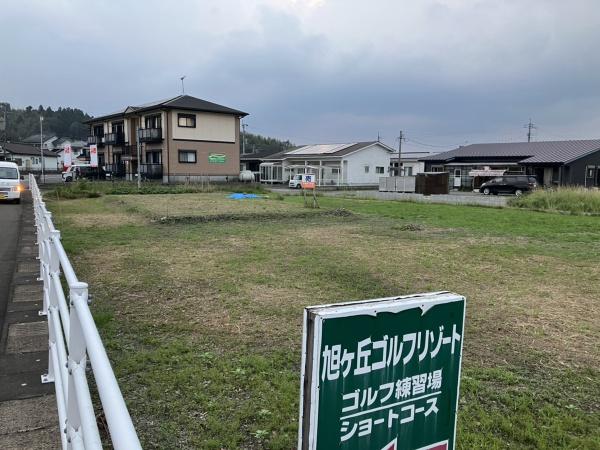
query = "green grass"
xmin=48 ymin=193 xmax=600 ymax=449
xmin=508 ymin=187 xmax=600 ymax=215
xmin=46 ymin=179 xmax=267 ymax=199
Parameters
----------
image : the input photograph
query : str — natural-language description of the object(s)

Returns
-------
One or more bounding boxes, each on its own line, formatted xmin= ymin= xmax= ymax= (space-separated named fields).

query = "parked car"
xmin=62 ymin=165 xmax=107 ymax=182
xmin=479 ymin=175 xmax=538 ymax=196
xmin=0 ymin=161 xmax=24 ymax=204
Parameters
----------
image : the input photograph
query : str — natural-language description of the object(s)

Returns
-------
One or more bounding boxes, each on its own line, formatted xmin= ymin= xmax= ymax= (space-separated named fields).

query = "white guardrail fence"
xmin=30 ymin=174 xmax=142 ymax=450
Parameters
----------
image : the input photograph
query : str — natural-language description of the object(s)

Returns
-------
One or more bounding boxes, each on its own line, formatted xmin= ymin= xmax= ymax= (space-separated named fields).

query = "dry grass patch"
xmin=113 ymin=193 xmax=307 ymax=218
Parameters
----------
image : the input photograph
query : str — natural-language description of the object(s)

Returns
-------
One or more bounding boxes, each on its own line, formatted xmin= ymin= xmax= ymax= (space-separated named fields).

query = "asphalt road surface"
xmin=0 ymin=200 xmax=22 ymax=335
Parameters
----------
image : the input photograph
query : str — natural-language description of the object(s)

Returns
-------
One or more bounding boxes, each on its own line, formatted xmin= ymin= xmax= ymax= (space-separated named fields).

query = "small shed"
xmin=415 ymin=172 xmax=449 ymax=195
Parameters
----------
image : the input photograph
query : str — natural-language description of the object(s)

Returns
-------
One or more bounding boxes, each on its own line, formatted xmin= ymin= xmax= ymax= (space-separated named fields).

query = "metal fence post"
xmin=68 ymin=282 xmax=103 ymax=449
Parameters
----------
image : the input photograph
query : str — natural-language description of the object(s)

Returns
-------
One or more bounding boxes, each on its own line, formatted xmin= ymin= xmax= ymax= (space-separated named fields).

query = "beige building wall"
xmin=170 ymin=110 xmax=236 ymax=142
xmin=164 ymin=115 xmax=240 ymax=180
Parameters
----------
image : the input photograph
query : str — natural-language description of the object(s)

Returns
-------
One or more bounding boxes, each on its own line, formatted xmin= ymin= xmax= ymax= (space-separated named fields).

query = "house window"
xmin=178 ymin=150 xmax=196 ymax=163
xmin=405 ymin=167 xmax=413 ymax=176
xmin=111 ymin=121 xmax=124 ymax=134
xmin=93 ymin=125 xmax=104 ymax=137
xmin=145 ymin=114 xmax=162 ymax=129
xmin=364 ymin=165 xmax=370 ymax=173
xmin=177 ymin=113 xmax=196 ymax=128
xmin=431 ymin=165 xmax=444 ymax=172
xmin=376 ymin=166 xmax=385 ymax=174
xmin=146 ymin=151 xmax=162 ymax=164
xmin=331 ymin=167 xmax=340 ymax=174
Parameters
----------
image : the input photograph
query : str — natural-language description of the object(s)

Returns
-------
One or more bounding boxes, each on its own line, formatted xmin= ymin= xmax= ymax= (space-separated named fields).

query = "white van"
xmin=288 ymin=173 xmax=315 ymax=189
xmin=0 ymin=161 xmax=24 ymax=204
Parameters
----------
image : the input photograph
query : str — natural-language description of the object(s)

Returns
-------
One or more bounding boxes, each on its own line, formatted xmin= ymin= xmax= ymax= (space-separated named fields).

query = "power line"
xmin=405 ymin=137 xmax=462 ymax=148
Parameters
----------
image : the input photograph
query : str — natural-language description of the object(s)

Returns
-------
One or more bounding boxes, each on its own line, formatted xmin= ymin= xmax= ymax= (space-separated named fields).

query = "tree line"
xmin=0 ymin=102 xmax=92 ymax=142
xmin=0 ymin=101 xmax=292 ymax=153
xmin=241 ymin=131 xmax=294 ymax=155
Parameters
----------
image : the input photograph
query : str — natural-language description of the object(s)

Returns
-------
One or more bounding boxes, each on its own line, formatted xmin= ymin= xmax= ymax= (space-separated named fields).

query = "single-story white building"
xmin=259 ymin=141 xmax=396 ymax=186
xmin=389 ymin=151 xmax=438 ymax=176
xmin=0 ymin=143 xmax=60 ymax=172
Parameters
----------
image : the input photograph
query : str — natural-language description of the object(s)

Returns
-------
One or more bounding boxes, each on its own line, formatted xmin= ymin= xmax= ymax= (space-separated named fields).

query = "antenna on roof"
xmin=524 ymin=118 xmax=536 ymax=142
xmin=180 ymin=76 xmax=186 ymax=95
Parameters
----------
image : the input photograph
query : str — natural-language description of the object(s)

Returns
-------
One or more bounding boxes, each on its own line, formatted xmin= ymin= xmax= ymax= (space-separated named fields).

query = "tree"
xmin=1 ymin=102 xmax=92 ymax=141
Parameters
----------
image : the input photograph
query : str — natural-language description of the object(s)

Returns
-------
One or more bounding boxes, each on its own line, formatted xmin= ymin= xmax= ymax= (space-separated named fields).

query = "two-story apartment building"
xmin=84 ymin=95 xmax=248 ymax=183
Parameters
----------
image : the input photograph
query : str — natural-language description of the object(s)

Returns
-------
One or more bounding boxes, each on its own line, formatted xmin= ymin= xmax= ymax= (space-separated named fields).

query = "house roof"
xmin=264 ymin=141 xmax=394 ymax=160
xmin=391 ymin=151 xmax=438 ymax=161
xmin=1 ymin=143 xmax=57 ymax=157
xmin=420 ymin=139 xmax=600 ymax=165
xmin=85 ymin=95 xmax=248 ymax=123
xmin=240 ymin=147 xmax=289 ymax=160
xmin=21 ymin=133 xmax=57 ymax=144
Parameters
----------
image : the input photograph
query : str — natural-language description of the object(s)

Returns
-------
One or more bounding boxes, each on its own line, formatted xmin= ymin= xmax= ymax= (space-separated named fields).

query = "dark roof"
xmin=1 ymin=143 xmax=57 ymax=157
xmin=240 ymin=147 xmax=289 ymax=160
xmin=21 ymin=133 xmax=57 ymax=143
xmin=86 ymin=95 xmax=248 ymax=123
xmin=264 ymin=141 xmax=390 ymax=160
xmin=420 ymin=139 xmax=600 ymax=164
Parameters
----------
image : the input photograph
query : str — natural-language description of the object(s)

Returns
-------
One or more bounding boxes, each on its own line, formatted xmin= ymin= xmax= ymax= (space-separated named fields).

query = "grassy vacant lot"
xmin=47 ymin=192 xmax=600 ymax=449
xmin=509 ymin=187 xmax=600 ymax=215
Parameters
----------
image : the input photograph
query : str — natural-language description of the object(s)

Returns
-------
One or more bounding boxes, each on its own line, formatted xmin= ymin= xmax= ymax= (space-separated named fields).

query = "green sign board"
xmin=208 ymin=153 xmax=227 ymax=164
xmin=299 ymin=292 xmax=466 ymax=450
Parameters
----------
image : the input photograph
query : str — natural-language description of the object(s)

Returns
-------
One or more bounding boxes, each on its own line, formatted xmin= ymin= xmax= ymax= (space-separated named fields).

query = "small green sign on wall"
xmin=208 ymin=153 xmax=227 ymax=164
xmin=298 ymin=292 xmax=466 ymax=450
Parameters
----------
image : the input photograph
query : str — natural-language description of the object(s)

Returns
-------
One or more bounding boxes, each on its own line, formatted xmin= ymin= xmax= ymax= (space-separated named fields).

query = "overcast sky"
xmin=2 ymin=0 xmax=599 ymax=152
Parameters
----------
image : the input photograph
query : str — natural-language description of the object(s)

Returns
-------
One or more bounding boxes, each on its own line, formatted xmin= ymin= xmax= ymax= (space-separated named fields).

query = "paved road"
xmin=0 ymin=195 xmax=60 ymax=449
xmin=0 ymin=201 xmax=22 ymax=336
xmin=267 ymin=188 xmax=509 ymax=207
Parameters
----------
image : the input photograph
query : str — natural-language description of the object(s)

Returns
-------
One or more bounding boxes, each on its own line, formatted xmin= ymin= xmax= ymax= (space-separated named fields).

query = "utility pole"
xmin=524 ymin=118 xmax=536 ymax=142
xmin=40 ymin=115 xmax=45 ymax=183
xmin=241 ymin=121 xmax=248 ymax=155
xmin=396 ymin=130 xmax=405 ymax=176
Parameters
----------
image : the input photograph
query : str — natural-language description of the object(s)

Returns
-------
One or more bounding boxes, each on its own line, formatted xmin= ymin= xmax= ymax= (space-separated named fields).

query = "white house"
xmin=0 ymin=143 xmax=60 ymax=172
xmin=52 ymin=138 xmax=88 ymax=166
xmin=259 ymin=141 xmax=396 ymax=186
xmin=389 ymin=151 xmax=439 ymax=176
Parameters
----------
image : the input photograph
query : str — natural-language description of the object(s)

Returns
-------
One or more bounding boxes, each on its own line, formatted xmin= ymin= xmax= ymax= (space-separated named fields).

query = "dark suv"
xmin=479 ymin=175 xmax=537 ymax=196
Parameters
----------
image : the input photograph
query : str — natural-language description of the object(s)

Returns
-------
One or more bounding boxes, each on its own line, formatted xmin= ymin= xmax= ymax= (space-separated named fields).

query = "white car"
xmin=289 ymin=174 xmax=315 ymax=189
xmin=0 ymin=161 xmax=24 ymax=204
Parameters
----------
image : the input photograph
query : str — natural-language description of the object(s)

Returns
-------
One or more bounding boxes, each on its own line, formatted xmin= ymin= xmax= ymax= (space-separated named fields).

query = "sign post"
xmin=299 ymin=292 xmax=466 ymax=450
xmin=63 ymin=144 xmax=72 ymax=169
xmin=301 ymin=174 xmax=318 ymax=208
xmin=90 ymin=144 xmax=98 ymax=168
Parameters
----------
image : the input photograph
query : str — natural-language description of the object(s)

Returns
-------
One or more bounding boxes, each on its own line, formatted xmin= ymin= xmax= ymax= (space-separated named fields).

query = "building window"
xmin=431 ymin=165 xmax=444 ymax=172
xmin=331 ymin=167 xmax=340 ymax=174
xmin=145 ymin=114 xmax=162 ymax=129
xmin=146 ymin=151 xmax=162 ymax=164
xmin=405 ymin=167 xmax=413 ymax=176
xmin=178 ymin=150 xmax=196 ymax=163
xmin=364 ymin=165 xmax=370 ymax=173
xmin=376 ymin=166 xmax=385 ymax=174
xmin=93 ymin=125 xmax=104 ymax=137
xmin=111 ymin=121 xmax=124 ymax=134
xmin=177 ymin=113 xmax=196 ymax=128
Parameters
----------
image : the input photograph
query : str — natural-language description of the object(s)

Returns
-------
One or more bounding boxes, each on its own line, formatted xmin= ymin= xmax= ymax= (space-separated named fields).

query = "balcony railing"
xmin=104 ymin=132 xmax=125 ymax=146
xmin=87 ymin=135 xmax=103 ymax=146
xmin=138 ymin=127 xmax=162 ymax=143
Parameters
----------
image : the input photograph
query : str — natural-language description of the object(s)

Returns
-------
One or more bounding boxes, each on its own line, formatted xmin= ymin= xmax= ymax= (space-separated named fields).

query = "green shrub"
xmin=509 ymin=187 xmax=600 ymax=215
xmin=46 ymin=181 xmax=267 ymax=199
